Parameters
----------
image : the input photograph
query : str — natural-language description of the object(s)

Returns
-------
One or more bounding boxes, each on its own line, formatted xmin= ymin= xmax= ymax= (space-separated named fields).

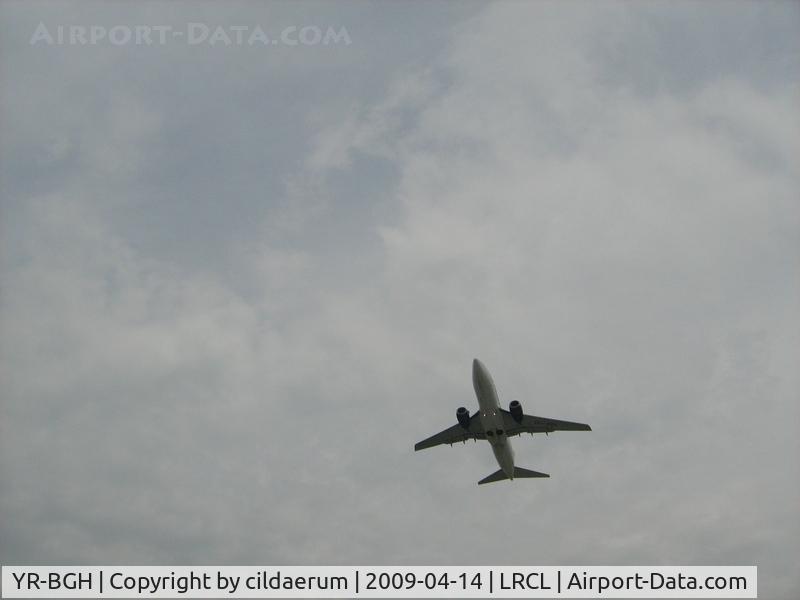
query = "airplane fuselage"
xmin=472 ymin=359 xmax=515 ymax=478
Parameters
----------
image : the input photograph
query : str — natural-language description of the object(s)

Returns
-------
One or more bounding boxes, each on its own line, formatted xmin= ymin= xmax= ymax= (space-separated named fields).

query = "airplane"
xmin=415 ymin=359 xmax=591 ymax=485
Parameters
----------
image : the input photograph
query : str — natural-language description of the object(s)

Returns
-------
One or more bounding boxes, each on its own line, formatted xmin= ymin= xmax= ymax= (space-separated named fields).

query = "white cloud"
xmin=293 ymin=2 xmax=799 ymax=591
xmin=1 ymin=1 xmax=798 ymax=597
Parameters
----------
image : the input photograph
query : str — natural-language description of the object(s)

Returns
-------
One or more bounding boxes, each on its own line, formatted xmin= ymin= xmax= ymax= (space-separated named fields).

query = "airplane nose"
xmin=473 ymin=358 xmax=487 ymax=382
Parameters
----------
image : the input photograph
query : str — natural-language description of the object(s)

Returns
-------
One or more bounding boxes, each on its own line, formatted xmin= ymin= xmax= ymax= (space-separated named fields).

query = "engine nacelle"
xmin=456 ymin=406 xmax=470 ymax=429
xmin=509 ymin=400 xmax=523 ymax=423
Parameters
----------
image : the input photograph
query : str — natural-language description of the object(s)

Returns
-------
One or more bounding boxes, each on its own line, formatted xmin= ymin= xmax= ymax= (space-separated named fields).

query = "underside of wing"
xmin=501 ymin=409 xmax=591 ymax=436
xmin=414 ymin=412 xmax=485 ymax=451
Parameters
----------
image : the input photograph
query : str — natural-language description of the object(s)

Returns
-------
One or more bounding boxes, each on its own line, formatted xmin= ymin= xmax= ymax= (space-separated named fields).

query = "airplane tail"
xmin=478 ymin=466 xmax=550 ymax=485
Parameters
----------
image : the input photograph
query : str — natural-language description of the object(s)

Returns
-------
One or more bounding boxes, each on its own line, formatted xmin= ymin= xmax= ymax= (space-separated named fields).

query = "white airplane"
xmin=415 ymin=359 xmax=591 ymax=485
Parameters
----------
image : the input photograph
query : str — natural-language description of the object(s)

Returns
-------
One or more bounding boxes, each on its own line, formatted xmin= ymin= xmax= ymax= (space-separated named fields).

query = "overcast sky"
xmin=1 ymin=1 xmax=798 ymax=597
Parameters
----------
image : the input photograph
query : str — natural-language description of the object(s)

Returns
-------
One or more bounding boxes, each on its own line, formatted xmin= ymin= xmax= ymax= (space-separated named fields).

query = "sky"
xmin=1 ymin=1 xmax=799 ymax=597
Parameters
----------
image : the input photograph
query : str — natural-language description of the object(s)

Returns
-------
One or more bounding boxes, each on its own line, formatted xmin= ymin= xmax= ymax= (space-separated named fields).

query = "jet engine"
xmin=509 ymin=400 xmax=523 ymax=423
xmin=456 ymin=406 xmax=470 ymax=429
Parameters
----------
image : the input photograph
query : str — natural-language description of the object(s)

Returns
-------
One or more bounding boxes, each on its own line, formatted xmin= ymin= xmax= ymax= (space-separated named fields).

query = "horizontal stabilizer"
xmin=478 ymin=469 xmax=508 ymax=485
xmin=513 ymin=466 xmax=550 ymax=479
xmin=478 ymin=466 xmax=550 ymax=485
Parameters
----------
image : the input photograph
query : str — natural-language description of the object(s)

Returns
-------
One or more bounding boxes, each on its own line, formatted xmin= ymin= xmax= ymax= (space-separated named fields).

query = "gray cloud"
xmin=1 ymin=1 xmax=798 ymax=598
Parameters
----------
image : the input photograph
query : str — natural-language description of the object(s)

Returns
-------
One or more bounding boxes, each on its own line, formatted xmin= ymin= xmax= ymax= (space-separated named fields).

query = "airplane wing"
xmin=414 ymin=413 xmax=485 ymax=451
xmin=500 ymin=409 xmax=591 ymax=436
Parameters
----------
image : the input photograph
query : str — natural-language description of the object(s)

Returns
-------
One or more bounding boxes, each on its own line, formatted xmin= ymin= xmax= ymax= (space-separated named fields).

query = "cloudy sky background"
xmin=1 ymin=1 xmax=798 ymax=597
